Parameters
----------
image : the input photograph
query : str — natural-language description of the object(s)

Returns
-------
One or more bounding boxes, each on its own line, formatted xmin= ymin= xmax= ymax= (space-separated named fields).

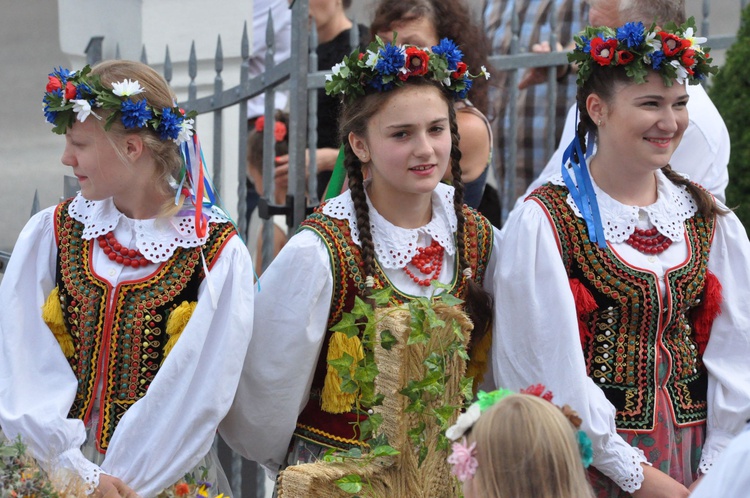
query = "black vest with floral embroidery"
xmin=292 ymin=204 xmax=494 ymax=449
xmin=530 ymin=183 xmax=715 ymax=431
xmin=52 ymin=199 xmax=236 ymax=451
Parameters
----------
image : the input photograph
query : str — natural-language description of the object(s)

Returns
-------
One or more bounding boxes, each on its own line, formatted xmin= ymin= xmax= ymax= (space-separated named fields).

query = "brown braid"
xmin=447 ymin=102 xmax=494 ymax=343
xmin=344 ymin=141 xmax=378 ymax=284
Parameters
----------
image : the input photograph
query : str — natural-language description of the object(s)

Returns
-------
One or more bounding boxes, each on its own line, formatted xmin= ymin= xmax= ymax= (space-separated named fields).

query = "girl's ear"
xmin=348 ymin=131 xmax=370 ymax=163
xmin=123 ymin=134 xmax=145 ymax=163
xmin=586 ymin=93 xmax=608 ymax=127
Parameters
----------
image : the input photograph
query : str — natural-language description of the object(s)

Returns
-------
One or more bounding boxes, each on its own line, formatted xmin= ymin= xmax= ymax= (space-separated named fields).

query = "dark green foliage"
xmin=709 ymin=6 xmax=750 ymax=229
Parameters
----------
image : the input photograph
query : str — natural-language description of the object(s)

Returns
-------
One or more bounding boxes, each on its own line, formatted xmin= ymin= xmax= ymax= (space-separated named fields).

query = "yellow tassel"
xmin=42 ymin=286 xmax=74 ymax=358
xmin=163 ymin=301 xmax=197 ymax=358
xmin=321 ymin=332 xmax=364 ymax=414
xmin=466 ymin=328 xmax=493 ymax=394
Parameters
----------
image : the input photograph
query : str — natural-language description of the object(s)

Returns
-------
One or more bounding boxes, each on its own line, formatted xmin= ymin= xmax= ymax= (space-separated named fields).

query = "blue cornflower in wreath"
xmin=120 ymin=99 xmax=153 ymax=129
xmin=375 ymin=43 xmax=406 ymax=75
xmin=432 ymin=38 xmax=463 ymax=71
xmin=157 ymin=107 xmax=184 ymax=141
xmin=616 ymin=21 xmax=646 ymax=49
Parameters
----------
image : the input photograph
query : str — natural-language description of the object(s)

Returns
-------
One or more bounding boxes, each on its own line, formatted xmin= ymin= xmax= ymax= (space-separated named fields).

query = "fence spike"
xmin=30 ymin=190 xmax=40 ymax=217
xmin=164 ymin=46 xmax=173 ymax=83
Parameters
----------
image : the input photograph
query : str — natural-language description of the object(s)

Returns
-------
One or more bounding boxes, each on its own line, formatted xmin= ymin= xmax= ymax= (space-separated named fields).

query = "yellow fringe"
xmin=42 ymin=286 xmax=74 ymax=358
xmin=466 ymin=327 xmax=493 ymax=394
xmin=163 ymin=301 xmax=197 ymax=358
xmin=321 ymin=332 xmax=364 ymax=414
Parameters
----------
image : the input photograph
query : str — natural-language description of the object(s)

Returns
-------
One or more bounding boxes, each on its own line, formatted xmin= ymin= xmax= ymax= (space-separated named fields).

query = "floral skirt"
xmin=588 ymin=391 xmax=705 ymax=497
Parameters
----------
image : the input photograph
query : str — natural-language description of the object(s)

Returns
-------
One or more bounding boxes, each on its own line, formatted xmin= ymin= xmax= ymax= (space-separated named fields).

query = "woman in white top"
xmin=220 ymin=38 xmax=498 ymax=479
xmin=494 ymin=20 xmax=750 ymax=497
xmin=0 ymin=60 xmax=254 ymax=497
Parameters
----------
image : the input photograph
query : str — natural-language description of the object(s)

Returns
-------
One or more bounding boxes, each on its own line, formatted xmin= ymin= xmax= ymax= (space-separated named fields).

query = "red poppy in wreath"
xmin=399 ymin=47 xmax=430 ymax=80
xmin=451 ymin=61 xmax=468 ymax=80
xmin=46 ymin=76 xmax=62 ymax=93
xmin=659 ymin=32 xmax=691 ymax=56
xmin=616 ymin=50 xmax=635 ymax=65
xmin=590 ymin=37 xmax=618 ymax=66
xmin=681 ymin=48 xmax=697 ymax=69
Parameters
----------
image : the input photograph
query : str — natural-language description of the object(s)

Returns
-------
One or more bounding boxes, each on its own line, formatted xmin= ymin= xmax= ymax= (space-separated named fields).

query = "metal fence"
xmin=0 ymin=0 xmax=745 ymax=496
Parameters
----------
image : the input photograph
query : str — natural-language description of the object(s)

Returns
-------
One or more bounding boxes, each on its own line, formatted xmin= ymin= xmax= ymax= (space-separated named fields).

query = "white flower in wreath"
xmin=364 ymin=49 xmax=379 ymax=69
xmin=176 ymin=117 xmax=195 ymax=144
xmin=72 ymin=99 xmax=94 ymax=122
xmin=446 ymin=402 xmax=481 ymax=441
xmin=111 ymin=79 xmax=145 ymax=97
xmin=670 ymin=60 xmax=689 ymax=85
xmin=682 ymin=27 xmax=707 ymax=51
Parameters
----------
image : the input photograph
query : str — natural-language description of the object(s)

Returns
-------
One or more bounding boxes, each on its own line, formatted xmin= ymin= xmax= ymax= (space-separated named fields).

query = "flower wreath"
xmin=43 ymin=65 xmax=196 ymax=143
xmin=324 ymin=36 xmax=490 ymax=102
xmin=569 ymin=17 xmax=717 ymax=86
xmin=445 ymin=385 xmax=594 ymax=482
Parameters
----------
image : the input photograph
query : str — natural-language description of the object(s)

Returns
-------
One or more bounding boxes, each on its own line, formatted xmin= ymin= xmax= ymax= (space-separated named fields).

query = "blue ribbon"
xmin=561 ymin=115 xmax=607 ymax=249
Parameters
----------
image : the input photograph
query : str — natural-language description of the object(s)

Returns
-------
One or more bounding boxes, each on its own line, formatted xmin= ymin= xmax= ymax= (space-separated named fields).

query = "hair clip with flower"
xmin=43 ymin=65 xmax=197 ymax=144
xmin=254 ymin=115 xmax=288 ymax=142
xmin=445 ymin=385 xmax=594 ymax=482
xmin=569 ymin=17 xmax=718 ymax=87
xmin=324 ymin=36 xmax=490 ymax=102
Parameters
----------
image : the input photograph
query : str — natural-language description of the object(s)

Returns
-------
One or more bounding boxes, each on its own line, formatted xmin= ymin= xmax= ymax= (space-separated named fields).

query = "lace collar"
xmin=321 ymin=182 xmax=458 ymax=269
xmin=68 ymin=193 xmax=230 ymax=262
xmin=550 ymin=169 xmax=698 ymax=243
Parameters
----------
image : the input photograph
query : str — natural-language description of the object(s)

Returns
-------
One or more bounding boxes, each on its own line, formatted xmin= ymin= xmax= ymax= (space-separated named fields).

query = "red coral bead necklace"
xmin=97 ymin=231 xmax=149 ymax=267
xmin=625 ymin=226 xmax=672 ymax=255
xmin=403 ymin=239 xmax=444 ymax=286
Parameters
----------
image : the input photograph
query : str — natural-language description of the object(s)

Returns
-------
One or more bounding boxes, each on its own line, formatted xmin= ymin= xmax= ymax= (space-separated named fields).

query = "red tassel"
xmin=691 ymin=271 xmax=723 ymax=356
xmin=569 ymin=278 xmax=598 ymax=347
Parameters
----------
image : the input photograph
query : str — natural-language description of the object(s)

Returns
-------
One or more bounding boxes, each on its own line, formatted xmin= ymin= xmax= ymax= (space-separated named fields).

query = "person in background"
xmin=0 ymin=60 xmax=254 ymax=497
xmin=517 ymin=0 xmax=730 ymax=207
xmin=370 ymin=0 xmax=501 ymax=226
xmin=446 ymin=387 xmax=595 ymax=498
xmin=246 ymin=110 xmax=292 ymax=274
xmin=482 ymin=0 xmax=587 ymax=212
xmin=494 ymin=20 xmax=750 ymax=497
xmin=245 ymin=0 xmax=292 ymax=228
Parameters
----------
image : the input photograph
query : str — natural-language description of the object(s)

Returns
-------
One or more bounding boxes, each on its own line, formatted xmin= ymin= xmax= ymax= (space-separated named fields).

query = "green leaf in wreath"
xmin=329 ymin=313 xmax=361 ymax=338
xmin=372 ymin=444 xmax=400 ymax=457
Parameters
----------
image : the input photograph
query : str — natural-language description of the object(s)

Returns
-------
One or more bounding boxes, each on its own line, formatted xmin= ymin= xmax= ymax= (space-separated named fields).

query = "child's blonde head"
xmin=465 ymin=394 xmax=594 ymax=498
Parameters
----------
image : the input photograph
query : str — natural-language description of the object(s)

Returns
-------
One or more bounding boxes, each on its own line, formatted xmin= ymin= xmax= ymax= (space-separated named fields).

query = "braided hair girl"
xmin=220 ymin=39 xmax=500 ymax=480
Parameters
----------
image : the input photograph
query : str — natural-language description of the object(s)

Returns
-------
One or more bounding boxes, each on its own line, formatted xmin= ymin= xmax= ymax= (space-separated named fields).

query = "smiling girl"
xmin=0 ymin=60 xmax=254 ymax=497
xmin=220 ymin=38 xmax=500 ymax=480
xmin=494 ymin=20 xmax=750 ymax=497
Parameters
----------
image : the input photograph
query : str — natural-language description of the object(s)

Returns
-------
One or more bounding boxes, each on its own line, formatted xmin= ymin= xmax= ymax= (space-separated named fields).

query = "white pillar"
xmin=57 ymin=0 xmax=253 ymax=219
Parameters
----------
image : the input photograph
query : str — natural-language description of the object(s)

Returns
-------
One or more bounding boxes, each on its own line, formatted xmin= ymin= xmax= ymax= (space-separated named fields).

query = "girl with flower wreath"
xmin=369 ymin=0 xmax=499 ymax=225
xmin=220 ymin=37 xmax=499 ymax=481
xmin=0 ymin=60 xmax=254 ymax=497
xmin=493 ymin=19 xmax=750 ymax=498
xmin=445 ymin=386 xmax=595 ymax=498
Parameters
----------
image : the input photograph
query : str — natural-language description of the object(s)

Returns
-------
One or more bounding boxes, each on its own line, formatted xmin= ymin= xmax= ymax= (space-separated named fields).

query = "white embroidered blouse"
xmin=0 ymin=194 xmax=255 ymax=497
xmin=494 ymin=170 xmax=750 ymax=492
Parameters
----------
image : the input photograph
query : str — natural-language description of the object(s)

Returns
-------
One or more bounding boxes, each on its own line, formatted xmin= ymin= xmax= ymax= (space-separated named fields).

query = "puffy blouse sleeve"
xmin=219 ymin=229 xmax=334 ymax=474
xmin=0 ymin=207 xmax=104 ymax=489
xmin=699 ymin=208 xmax=750 ymax=474
xmin=492 ymin=200 xmax=649 ymax=493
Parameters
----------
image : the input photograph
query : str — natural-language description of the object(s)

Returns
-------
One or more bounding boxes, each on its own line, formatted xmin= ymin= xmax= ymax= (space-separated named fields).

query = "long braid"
xmin=344 ymin=141 xmax=378 ymax=290
xmin=448 ymin=103 xmax=494 ymax=342
xmin=661 ymin=164 xmax=726 ymax=217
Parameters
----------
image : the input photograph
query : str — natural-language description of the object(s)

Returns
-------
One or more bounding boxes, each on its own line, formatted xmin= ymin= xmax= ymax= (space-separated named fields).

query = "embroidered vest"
xmin=293 ymin=205 xmax=494 ymax=449
xmin=530 ymin=184 xmax=715 ymax=431
xmin=52 ymin=199 xmax=237 ymax=451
